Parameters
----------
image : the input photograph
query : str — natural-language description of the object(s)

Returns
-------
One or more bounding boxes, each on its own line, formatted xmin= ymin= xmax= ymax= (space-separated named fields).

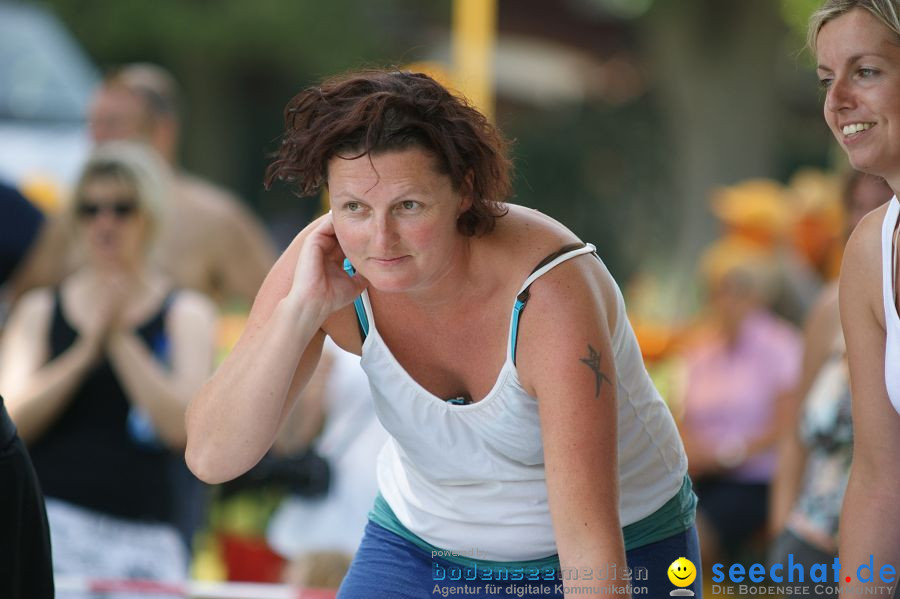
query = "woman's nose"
xmin=371 ymin=214 xmax=399 ymax=249
xmin=825 ymin=76 xmax=854 ymax=114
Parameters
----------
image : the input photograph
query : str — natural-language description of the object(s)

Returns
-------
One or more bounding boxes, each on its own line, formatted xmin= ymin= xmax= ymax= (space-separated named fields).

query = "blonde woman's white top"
xmin=881 ymin=197 xmax=900 ymax=414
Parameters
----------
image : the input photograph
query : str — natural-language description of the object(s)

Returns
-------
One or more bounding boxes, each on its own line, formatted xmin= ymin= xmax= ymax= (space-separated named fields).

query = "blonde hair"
xmin=67 ymin=141 xmax=171 ymax=244
xmin=808 ymin=0 xmax=900 ymax=53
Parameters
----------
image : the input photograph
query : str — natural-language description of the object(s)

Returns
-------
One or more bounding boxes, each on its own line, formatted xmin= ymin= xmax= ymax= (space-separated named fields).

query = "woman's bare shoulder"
xmin=15 ymin=286 xmax=55 ymax=309
xmin=3 ymin=286 xmax=54 ymax=336
xmin=840 ymin=201 xmax=893 ymax=329
xmin=487 ymin=204 xmax=584 ymax=269
xmin=483 ymin=205 xmax=618 ymax=322
xmin=843 ymin=202 xmax=891 ymax=285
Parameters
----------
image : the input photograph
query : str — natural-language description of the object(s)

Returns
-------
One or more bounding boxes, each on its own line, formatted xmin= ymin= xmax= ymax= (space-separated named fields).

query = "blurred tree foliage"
xmin=780 ymin=0 xmax=829 ymax=54
xmin=505 ymin=99 xmax=671 ymax=284
xmin=38 ymin=0 xmax=831 ymax=295
xmin=39 ymin=0 xmax=452 ymax=245
xmin=43 ymin=0 xmax=445 ymax=74
xmin=630 ymin=0 xmax=830 ymax=316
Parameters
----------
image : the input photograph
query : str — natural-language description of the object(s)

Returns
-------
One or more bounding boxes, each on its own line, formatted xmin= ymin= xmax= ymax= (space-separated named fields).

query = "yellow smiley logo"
xmin=668 ymin=557 xmax=696 ymax=587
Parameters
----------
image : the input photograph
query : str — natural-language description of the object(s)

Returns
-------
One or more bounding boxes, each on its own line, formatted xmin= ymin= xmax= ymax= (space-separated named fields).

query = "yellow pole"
xmin=452 ymin=0 xmax=497 ymax=121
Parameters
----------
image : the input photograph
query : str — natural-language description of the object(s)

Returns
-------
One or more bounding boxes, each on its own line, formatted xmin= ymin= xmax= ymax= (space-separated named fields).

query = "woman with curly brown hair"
xmin=186 ymin=70 xmax=698 ymax=598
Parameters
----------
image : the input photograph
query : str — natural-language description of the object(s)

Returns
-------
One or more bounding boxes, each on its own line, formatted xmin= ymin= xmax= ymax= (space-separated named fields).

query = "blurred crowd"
xmin=0 ymin=61 xmax=894 ymax=598
xmin=630 ymin=169 xmax=893 ymax=595
xmin=0 ymin=63 xmax=384 ymax=597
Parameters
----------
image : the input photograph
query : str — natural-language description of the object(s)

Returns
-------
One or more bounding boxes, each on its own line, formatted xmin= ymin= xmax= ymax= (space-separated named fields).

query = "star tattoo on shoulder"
xmin=580 ymin=344 xmax=612 ymax=398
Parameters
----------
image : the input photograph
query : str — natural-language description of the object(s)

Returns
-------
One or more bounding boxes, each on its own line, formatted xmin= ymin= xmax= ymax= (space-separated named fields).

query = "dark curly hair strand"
xmin=265 ymin=70 xmax=512 ymax=236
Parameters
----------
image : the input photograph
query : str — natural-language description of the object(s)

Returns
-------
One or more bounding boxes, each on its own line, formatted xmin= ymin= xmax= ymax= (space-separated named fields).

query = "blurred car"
xmin=0 ymin=1 xmax=97 ymax=210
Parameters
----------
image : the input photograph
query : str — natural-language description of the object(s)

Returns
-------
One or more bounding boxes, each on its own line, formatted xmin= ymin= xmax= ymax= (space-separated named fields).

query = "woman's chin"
xmin=846 ymin=150 xmax=884 ymax=179
xmin=89 ymin=253 xmax=128 ymax=270
xmin=369 ymin=281 xmax=412 ymax=294
xmin=365 ymin=272 xmax=418 ymax=294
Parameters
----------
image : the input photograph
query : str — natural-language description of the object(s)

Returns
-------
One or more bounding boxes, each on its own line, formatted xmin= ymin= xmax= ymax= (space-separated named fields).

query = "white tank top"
xmin=357 ymin=244 xmax=687 ymax=561
xmin=881 ymin=197 xmax=900 ymax=414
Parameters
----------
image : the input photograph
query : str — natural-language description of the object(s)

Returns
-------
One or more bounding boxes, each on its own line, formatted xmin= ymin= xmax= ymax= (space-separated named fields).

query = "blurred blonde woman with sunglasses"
xmin=0 ymin=142 xmax=217 ymax=591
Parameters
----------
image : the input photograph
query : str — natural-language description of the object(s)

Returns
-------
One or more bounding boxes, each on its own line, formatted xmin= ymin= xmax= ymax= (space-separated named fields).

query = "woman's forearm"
xmin=185 ymin=295 xmax=325 ymax=483
xmin=558 ymin=540 xmax=630 ymax=598
xmin=769 ymin=433 xmax=807 ymax=534
xmin=5 ymin=337 xmax=99 ymax=443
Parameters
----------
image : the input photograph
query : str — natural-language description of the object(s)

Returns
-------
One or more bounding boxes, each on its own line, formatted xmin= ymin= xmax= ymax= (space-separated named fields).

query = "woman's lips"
xmin=370 ymin=255 xmax=409 ymax=265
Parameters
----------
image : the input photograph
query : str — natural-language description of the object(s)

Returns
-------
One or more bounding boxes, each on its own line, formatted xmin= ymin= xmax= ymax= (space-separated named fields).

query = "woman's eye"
xmin=400 ymin=200 xmax=418 ymax=210
xmin=346 ymin=202 xmax=360 ymax=212
xmin=858 ymin=67 xmax=878 ymax=78
xmin=818 ymin=77 xmax=833 ymax=90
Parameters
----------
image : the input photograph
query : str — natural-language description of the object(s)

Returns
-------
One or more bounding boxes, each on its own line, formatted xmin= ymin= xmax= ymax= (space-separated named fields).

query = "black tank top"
xmin=28 ymin=291 xmax=177 ymax=523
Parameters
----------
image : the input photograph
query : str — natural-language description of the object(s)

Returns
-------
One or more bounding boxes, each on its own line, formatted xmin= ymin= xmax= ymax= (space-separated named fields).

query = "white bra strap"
xmin=508 ymin=243 xmax=598 ymax=362
xmin=516 ymin=243 xmax=597 ymax=295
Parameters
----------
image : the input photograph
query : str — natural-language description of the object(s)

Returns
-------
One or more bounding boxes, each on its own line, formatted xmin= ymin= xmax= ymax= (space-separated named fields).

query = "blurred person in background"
xmin=810 ymin=0 xmax=900 ymax=589
xmin=16 ymin=62 xmax=276 ymax=307
xmin=0 ymin=181 xmax=45 ymax=327
xmin=768 ymin=172 xmax=892 ymax=594
xmin=709 ymin=179 xmax=822 ymax=325
xmin=0 ymin=180 xmax=53 ymax=599
xmin=267 ymin=337 xmax=388 ymax=590
xmin=0 ymin=142 xmax=217 ymax=590
xmin=675 ymin=240 xmax=802 ymax=570
xmin=60 ymin=62 xmax=276 ymax=555
xmin=786 ymin=169 xmax=847 ymax=285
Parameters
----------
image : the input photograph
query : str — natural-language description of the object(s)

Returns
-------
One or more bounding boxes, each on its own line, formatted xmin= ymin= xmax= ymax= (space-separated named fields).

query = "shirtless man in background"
xmin=16 ymin=63 xmax=275 ymax=307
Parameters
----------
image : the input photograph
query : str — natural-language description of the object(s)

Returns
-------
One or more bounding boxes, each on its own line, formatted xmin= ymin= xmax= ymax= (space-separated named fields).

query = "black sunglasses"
xmin=76 ymin=199 xmax=139 ymax=220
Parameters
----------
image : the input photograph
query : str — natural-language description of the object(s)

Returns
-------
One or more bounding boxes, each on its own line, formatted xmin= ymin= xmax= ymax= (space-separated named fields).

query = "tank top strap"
xmin=343 ymin=258 xmax=371 ymax=339
xmin=51 ymin=287 xmax=66 ymax=326
xmin=136 ymin=291 xmax=177 ymax=368
xmin=343 ymin=245 xmax=597 ymax=359
xmin=515 ymin=243 xmax=596 ymax=295
xmin=358 ymin=289 xmax=375 ymax=334
xmin=137 ymin=290 xmax=176 ymax=332
xmin=508 ymin=242 xmax=597 ymax=364
xmin=882 ymin=197 xmax=900 ymax=323
xmin=49 ymin=288 xmax=77 ymax=359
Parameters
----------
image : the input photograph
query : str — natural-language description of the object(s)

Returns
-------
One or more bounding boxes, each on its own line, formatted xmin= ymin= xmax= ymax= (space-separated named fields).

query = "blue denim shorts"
xmin=337 ymin=520 xmax=702 ymax=598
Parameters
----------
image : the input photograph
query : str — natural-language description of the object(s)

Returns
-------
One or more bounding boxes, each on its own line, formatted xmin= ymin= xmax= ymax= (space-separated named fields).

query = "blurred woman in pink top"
xmin=677 ymin=244 xmax=802 ymax=569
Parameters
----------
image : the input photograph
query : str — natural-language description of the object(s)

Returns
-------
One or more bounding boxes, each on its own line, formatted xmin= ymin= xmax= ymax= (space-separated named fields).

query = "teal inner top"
xmin=368 ymin=474 xmax=696 ymax=577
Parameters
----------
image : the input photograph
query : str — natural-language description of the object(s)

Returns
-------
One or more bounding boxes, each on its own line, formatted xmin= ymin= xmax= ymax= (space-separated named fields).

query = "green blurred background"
xmin=15 ymin=0 xmax=835 ymax=314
